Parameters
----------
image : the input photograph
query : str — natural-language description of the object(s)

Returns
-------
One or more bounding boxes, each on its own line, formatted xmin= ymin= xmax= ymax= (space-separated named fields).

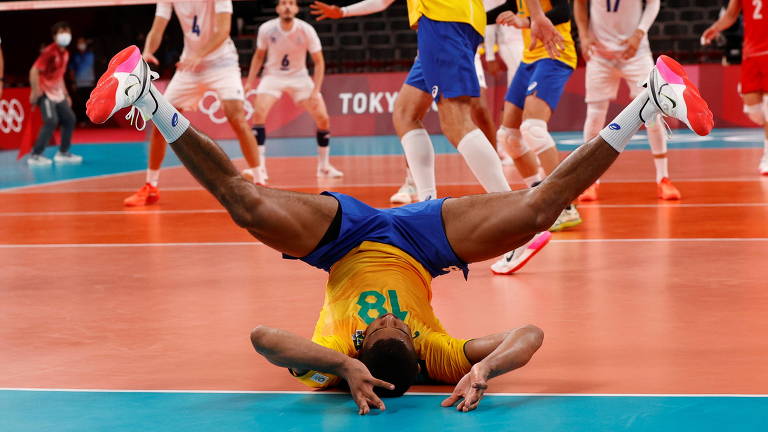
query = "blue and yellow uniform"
xmin=505 ymin=0 xmax=577 ymax=110
xmin=285 ymin=192 xmax=472 ymax=388
xmin=403 ymin=0 xmax=487 ymax=101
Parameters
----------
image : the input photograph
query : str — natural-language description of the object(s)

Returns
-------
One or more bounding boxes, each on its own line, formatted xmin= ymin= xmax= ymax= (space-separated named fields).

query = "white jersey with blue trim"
xmin=155 ymin=0 xmax=238 ymax=68
xmin=257 ymin=18 xmax=322 ymax=78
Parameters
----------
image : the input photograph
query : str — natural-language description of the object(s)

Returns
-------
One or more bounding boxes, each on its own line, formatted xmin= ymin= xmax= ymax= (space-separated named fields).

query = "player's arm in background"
xmin=310 ymin=0 xmax=395 ymax=20
xmin=573 ymin=0 xmax=593 ymax=61
xmin=0 ymin=40 xmax=4 ymax=99
xmin=143 ymin=3 xmax=171 ymax=65
xmin=522 ymin=0 xmax=565 ymax=58
xmin=620 ymin=0 xmax=658 ymax=60
xmin=308 ymin=26 xmax=325 ymax=98
xmin=249 ymin=325 xmax=395 ymax=415
xmin=441 ymin=325 xmax=544 ymax=412
xmin=178 ymin=2 xmax=234 ymax=71
xmin=245 ymin=25 xmax=267 ymax=92
xmin=701 ymin=0 xmax=741 ymax=45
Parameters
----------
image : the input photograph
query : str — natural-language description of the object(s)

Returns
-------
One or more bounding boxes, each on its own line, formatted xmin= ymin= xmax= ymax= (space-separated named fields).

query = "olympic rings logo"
xmin=0 ymin=99 xmax=25 ymax=134
xmin=197 ymin=89 xmax=259 ymax=124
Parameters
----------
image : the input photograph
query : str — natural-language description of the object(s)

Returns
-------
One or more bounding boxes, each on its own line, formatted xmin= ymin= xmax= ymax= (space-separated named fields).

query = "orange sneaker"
xmin=124 ymin=183 xmax=159 ymax=207
xmin=578 ymin=183 xmax=599 ymax=201
xmin=657 ymin=177 xmax=681 ymax=200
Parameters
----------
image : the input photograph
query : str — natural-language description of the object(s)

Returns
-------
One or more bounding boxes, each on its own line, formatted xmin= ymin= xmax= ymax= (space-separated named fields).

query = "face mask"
xmin=56 ymin=32 xmax=72 ymax=47
xmin=77 ymin=43 xmax=87 ymax=51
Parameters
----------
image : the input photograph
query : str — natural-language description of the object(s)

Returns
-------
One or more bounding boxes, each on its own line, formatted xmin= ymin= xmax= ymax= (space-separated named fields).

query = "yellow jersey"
xmin=406 ymin=0 xmax=486 ymax=36
xmin=516 ymin=0 xmax=577 ymax=68
xmin=292 ymin=241 xmax=472 ymax=389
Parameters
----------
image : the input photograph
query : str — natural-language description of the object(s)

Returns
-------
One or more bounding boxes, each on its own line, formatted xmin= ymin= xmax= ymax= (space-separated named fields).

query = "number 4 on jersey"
xmin=192 ymin=15 xmax=201 ymax=36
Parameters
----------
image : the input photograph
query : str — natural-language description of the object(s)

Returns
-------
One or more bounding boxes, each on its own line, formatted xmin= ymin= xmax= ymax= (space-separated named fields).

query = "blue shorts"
xmin=505 ymin=58 xmax=574 ymax=110
xmin=405 ymin=16 xmax=483 ymax=102
xmin=285 ymin=192 xmax=468 ymax=278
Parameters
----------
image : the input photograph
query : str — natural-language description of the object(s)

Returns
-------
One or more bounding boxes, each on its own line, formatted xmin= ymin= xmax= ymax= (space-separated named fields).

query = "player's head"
xmin=357 ymin=313 xmax=419 ymax=397
xmin=51 ymin=21 xmax=71 ymax=47
xmin=276 ymin=0 xmax=299 ymax=21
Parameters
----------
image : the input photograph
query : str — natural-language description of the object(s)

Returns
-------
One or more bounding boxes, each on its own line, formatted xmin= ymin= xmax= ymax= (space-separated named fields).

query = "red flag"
xmin=16 ymin=106 xmax=37 ymax=160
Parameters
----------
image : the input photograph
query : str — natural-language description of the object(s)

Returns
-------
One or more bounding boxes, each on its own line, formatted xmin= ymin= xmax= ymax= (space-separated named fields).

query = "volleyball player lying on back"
xmin=87 ymin=46 xmax=713 ymax=414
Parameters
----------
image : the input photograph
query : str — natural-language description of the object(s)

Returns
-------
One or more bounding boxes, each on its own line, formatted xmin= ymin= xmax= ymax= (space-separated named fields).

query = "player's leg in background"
xmin=221 ymin=98 xmax=263 ymax=180
xmin=763 ymin=93 xmax=768 ymax=175
xmin=251 ymin=89 xmax=280 ymax=181
xmin=742 ymin=91 xmax=768 ymax=175
xmin=297 ymin=91 xmax=342 ymax=177
xmin=53 ymin=99 xmax=80 ymax=162
xmin=579 ymin=100 xmax=609 ymax=201
xmin=392 ymin=81 xmax=437 ymax=201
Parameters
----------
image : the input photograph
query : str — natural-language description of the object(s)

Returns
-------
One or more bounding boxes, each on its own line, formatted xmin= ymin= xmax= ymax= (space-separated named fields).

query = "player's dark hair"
xmin=358 ymin=337 xmax=419 ymax=397
xmin=51 ymin=21 xmax=70 ymax=37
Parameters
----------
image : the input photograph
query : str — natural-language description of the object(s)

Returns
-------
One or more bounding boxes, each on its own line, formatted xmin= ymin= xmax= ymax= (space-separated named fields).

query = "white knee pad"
xmin=584 ymin=101 xmax=610 ymax=142
xmin=497 ymin=126 xmax=528 ymax=158
xmin=744 ymin=103 xmax=765 ymax=126
xmin=520 ymin=118 xmax=556 ymax=155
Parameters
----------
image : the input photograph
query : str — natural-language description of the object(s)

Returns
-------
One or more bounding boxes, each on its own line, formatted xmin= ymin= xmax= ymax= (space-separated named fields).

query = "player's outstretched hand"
xmin=441 ymin=363 xmax=490 ymax=412
xmin=529 ymin=15 xmax=564 ymax=59
xmin=310 ymin=1 xmax=343 ymax=20
xmin=341 ymin=359 xmax=395 ymax=415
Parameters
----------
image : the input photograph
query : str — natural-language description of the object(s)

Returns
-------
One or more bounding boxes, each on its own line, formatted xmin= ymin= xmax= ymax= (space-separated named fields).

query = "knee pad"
xmin=497 ymin=126 xmax=527 ymax=158
xmin=520 ymin=119 xmax=555 ymax=155
xmin=584 ymin=101 xmax=610 ymax=141
xmin=744 ymin=103 xmax=765 ymax=126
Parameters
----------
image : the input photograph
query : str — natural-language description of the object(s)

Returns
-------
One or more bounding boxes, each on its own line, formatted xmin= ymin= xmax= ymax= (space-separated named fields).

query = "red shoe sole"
xmin=86 ymin=45 xmax=141 ymax=124
xmin=656 ymin=55 xmax=714 ymax=136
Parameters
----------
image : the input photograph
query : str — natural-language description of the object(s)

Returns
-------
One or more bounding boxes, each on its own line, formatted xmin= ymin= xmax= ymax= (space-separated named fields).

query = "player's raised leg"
xmin=444 ymin=55 xmax=714 ymax=262
xmin=89 ymin=46 xmax=337 ymax=256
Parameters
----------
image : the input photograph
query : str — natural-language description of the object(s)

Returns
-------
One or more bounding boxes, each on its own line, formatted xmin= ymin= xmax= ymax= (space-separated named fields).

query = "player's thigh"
xmin=620 ymin=53 xmax=654 ymax=99
xmin=524 ymin=59 xmax=574 ymax=120
xmin=442 ymin=191 xmax=540 ymax=263
xmin=742 ymin=92 xmax=763 ymax=106
xmin=252 ymin=78 xmax=282 ymax=123
xmin=163 ymin=70 xmax=200 ymax=110
xmin=585 ymin=57 xmax=620 ymax=103
xmin=297 ymin=93 xmax=330 ymax=125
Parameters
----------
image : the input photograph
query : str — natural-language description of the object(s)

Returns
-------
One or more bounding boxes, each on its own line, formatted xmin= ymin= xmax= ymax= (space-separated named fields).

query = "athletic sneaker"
xmin=124 ymin=183 xmax=159 ymax=207
xmin=578 ymin=183 xmax=599 ymax=202
xmin=390 ymin=183 xmax=417 ymax=204
xmin=260 ymin=165 xmax=269 ymax=181
xmin=549 ymin=206 xmax=582 ymax=232
xmin=759 ymin=152 xmax=768 ymax=176
xmin=317 ymin=164 xmax=344 ymax=178
xmin=491 ymin=231 xmax=552 ymax=275
xmin=241 ymin=168 xmax=267 ymax=186
xmin=86 ymin=45 xmax=157 ymax=127
xmin=648 ymin=55 xmax=714 ymax=136
xmin=54 ymin=151 xmax=83 ymax=164
xmin=27 ymin=154 xmax=52 ymax=166
xmin=657 ymin=177 xmax=681 ymax=200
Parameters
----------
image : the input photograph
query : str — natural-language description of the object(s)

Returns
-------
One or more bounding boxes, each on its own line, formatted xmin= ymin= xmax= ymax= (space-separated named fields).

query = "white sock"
xmin=401 ymin=128 xmax=436 ymax=200
xmin=258 ymin=145 xmax=266 ymax=169
xmin=405 ymin=168 xmax=415 ymax=186
xmin=146 ymin=169 xmax=160 ymax=187
xmin=457 ymin=128 xmax=511 ymax=193
xmin=318 ymin=146 xmax=330 ymax=169
xmin=653 ymin=157 xmax=669 ymax=182
xmin=764 ymin=137 xmax=768 ymax=154
xmin=523 ymin=173 xmax=542 ymax=187
xmin=599 ymin=93 xmax=659 ymax=152
xmin=135 ymin=84 xmax=190 ymax=143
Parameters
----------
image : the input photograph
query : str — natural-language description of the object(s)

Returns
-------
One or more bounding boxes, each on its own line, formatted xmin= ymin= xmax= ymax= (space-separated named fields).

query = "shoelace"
xmin=638 ymin=81 xmax=673 ymax=141
xmin=125 ymin=69 xmax=159 ymax=132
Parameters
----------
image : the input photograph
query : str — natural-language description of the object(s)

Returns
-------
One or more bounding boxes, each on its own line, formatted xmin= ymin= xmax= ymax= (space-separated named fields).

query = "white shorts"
xmin=165 ymin=65 xmax=245 ymax=111
xmin=256 ymin=74 xmax=315 ymax=103
xmin=585 ymin=52 xmax=654 ymax=103
xmin=474 ymin=52 xmax=487 ymax=89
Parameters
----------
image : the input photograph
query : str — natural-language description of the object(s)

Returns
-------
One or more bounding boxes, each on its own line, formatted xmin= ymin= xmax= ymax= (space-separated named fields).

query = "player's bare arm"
xmin=28 ymin=65 xmax=41 ymax=103
xmin=701 ymin=0 xmax=742 ymax=45
xmin=311 ymin=0 xmax=394 ymax=20
xmin=177 ymin=12 xmax=232 ymax=71
xmin=441 ymin=325 xmax=544 ymax=412
xmin=250 ymin=326 xmax=395 ymax=415
xmin=143 ymin=15 xmax=170 ymax=64
xmin=245 ymin=49 xmax=266 ymax=92
xmin=523 ymin=0 xmax=564 ymax=58
xmin=620 ymin=0 xmax=658 ymax=60
xmin=310 ymin=1 xmax=343 ymax=20
xmin=573 ymin=0 xmax=594 ymax=61
xmin=496 ymin=11 xmax=529 ymax=29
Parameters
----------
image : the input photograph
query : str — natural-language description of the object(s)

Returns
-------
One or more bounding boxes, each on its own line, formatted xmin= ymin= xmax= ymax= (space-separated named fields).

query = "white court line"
xmin=1 ymin=387 xmax=766 ymax=397
xmin=1 ymin=238 xmax=767 ymax=249
xmin=2 ymin=203 xmax=768 ymax=217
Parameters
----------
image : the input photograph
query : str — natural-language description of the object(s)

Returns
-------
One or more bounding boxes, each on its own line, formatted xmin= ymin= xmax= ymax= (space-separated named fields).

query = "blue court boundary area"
xmin=1 ymin=390 xmax=767 ymax=432
xmin=1 ymin=128 xmax=765 ymax=190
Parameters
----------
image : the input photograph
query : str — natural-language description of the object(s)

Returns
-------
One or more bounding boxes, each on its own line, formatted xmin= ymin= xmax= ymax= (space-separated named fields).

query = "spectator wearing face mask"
xmin=28 ymin=21 xmax=82 ymax=166
xmin=69 ymin=36 xmax=95 ymax=126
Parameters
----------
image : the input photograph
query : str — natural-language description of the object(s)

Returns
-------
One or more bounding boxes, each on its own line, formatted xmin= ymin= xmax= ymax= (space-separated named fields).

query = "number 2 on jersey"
xmin=606 ymin=0 xmax=620 ymax=12
xmin=755 ymin=0 xmax=764 ymax=20
xmin=192 ymin=15 xmax=201 ymax=36
xmin=356 ymin=290 xmax=408 ymax=324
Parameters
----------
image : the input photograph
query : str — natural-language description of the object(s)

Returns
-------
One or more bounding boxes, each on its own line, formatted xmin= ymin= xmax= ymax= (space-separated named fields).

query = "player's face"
xmin=362 ymin=313 xmax=414 ymax=350
xmin=276 ymin=0 xmax=298 ymax=20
